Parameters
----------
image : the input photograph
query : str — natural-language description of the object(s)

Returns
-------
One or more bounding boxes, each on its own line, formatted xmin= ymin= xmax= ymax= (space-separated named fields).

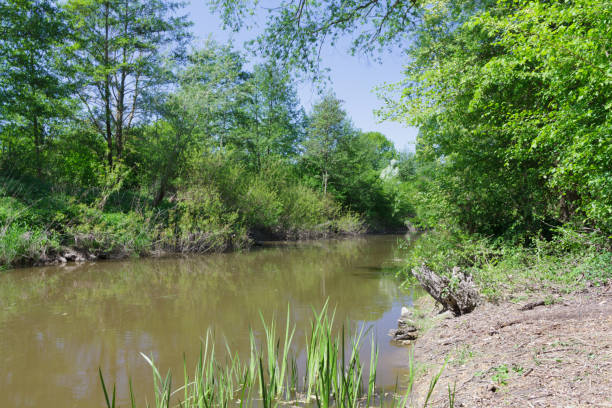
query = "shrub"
xmin=165 ymin=186 xmax=248 ymax=252
xmin=239 ymin=178 xmax=282 ymax=230
xmin=67 ymin=204 xmax=153 ymax=256
xmin=0 ymin=223 xmax=59 ymax=267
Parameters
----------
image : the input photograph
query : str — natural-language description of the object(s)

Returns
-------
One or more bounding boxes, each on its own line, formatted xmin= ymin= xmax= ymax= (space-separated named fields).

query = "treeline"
xmin=0 ymin=0 xmax=413 ymax=267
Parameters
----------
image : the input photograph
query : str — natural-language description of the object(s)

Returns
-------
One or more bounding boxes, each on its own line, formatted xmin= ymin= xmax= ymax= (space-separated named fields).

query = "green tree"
xmin=236 ymin=63 xmax=304 ymax=171
xmin=303 ymin=94 xmax=354 ymax=195
xmin=65 ymin=0 xmax=191 ymax=167
xmin=384 ymin=0 xmax=612 ymax=235
xmin=0 ymin=0 xmax=72 ymax=176
xmin=128 ymin=41 xmax=249 ymax=205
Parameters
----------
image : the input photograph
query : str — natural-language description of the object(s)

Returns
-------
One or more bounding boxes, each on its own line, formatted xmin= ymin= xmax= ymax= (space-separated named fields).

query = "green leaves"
xmin=386 ymin=0 xmax=612 ymax=236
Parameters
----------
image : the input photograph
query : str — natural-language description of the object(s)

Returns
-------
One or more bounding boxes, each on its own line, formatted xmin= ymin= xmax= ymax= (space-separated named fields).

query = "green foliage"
xmin=67 ymin=204 xmax=153 ymax=255
xmin=491 ymin=364 xmax=510 ymax=386
xmin=301 ymin=96 xmax=409 ymax=229
xmin=164 ymin=185 xmax=246 ymax=252
xmin=64 ymin=0 xmax=191 ymax=165
xmin=0 ymin=224 xmax=59 ymax=267
xmin=401 ymin=227 xmax=612 ymax=300
xmin=209 ymin=0 xmax=422 ymax=78
xmin=182 ymin=152 xmax=364 ymax=239
xmin=380 ymin=0 xmax=612 ymax=237
xmin=0 ymin=0 xmax=419 ymax=268
xmin=99 ymin=305 xmax=452 ymax=408
xmin=0 ymin=0 xmax=73 ymax=176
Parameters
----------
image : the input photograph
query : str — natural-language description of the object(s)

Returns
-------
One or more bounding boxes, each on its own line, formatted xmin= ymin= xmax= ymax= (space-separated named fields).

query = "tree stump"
xmin=412 ymin=264 xmax=480 ymax=316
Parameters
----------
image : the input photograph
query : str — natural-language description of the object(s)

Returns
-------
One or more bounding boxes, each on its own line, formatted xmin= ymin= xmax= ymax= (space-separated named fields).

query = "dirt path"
xmin=411 ymin=286 xmax=612 ymax=407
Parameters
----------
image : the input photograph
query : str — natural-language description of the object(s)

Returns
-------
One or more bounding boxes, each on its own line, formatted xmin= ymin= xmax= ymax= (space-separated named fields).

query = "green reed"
xmin=100 ymin=305 xmax=453 ymax=407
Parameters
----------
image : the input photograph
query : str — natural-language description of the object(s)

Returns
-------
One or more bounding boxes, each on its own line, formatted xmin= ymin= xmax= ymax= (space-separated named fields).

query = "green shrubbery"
xmin=67 ymin=205 xmax=154 ymax=256
xmin=401 ymin=226 xmax=612 ymax=301
xmin=164 ymin=185 xmax=245 ymax=253
xmin=0 ymin=224 xmax=59 ymax=266
xmin=0 ymin=160 xmax=369 ymax=268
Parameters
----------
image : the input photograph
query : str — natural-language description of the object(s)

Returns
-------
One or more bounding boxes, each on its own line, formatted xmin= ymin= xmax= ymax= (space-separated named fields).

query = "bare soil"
xmin=410 ymin=286 xmax=612 ymax=407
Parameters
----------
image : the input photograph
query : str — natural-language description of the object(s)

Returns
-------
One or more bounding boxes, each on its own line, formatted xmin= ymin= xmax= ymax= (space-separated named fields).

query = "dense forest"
xmin=1 ymin=0 xmax=611 ymax=279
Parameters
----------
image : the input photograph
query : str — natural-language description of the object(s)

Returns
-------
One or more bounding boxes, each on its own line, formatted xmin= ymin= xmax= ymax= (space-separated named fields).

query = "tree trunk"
xmin=104 ymin=0 xmax=113 ymax=167
xmin=412 ymin=265 xmax=480 ymax=316
xmin=323 ymin=170 xmax=328 ymax=195
xmin=115 ymin=0 xmax=129 ymax=160
xmin=33 ymin=114 xmax=41 ymax=177
xmin=153 ymin=177 xmax=166 ymax=207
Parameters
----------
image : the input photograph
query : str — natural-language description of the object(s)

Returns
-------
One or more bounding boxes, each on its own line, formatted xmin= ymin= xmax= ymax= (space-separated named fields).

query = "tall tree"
xmin=0 ymin=0 xmax=71 ymax=176
xmin=237 ymin=63 xmax=304 ymax=170
xmin=129 ymin=41 xmax=249 ymax=205
xmin=303 ymin=94 xmax=353 ymax=194
xmin=384 ymin=0 xmax=612 ymax=235
xmin=65 ymin=0 xmax=191 ymax=167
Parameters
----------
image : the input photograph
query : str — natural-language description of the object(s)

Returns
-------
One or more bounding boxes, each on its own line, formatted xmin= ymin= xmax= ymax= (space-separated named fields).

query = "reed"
xmin=100 ymin=305 xmax=453 ymax=407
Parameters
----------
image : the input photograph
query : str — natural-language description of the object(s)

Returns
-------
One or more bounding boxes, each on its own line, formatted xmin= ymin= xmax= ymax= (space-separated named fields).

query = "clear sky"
xmin=184 ymin=1 xmax=419 ymax=152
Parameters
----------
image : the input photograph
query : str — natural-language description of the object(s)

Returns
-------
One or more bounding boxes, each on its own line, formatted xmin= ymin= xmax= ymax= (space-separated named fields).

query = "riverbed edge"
xmin=3 ymin=229 xmax=406 ymax=270
xmin=405 ymin=285 xmax=612 ymax=407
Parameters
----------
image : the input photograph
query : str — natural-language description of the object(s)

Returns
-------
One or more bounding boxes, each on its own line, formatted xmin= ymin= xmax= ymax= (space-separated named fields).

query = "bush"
xmin=332 ymin=211 xmax=365 ymax=235
xmin=0 ymin=224 xmax=59 ymax=267
xmin=239 ymin=178 xmax=282 ymax=230
xmin=401 ymin=227 xmax=612 ymax=301
xmin=164 ymin=185 xmax=248 ymax=252
xmin=67 ymin=204 xmax=153 ymax=256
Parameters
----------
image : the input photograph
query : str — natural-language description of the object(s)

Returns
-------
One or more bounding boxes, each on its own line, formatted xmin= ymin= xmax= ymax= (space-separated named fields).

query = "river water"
xmin=0 ymin=235 xmax=421 ymax=407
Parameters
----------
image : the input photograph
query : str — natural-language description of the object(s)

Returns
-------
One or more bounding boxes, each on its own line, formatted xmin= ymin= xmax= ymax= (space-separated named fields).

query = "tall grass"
xmin=100 ymin=304 xmax=452 ymax=407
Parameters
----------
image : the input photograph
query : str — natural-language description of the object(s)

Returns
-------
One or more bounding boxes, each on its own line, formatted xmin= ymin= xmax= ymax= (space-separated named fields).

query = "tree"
xmin=303 ymin=94 xmax=354 ymax=195
xmin=383 ymin=0 xmax=612 ymax=235
xmin=128 ymin=41 xmax=249 ymax=205
xmin=0 ymin=0 xmax=72 ymax=176
xmin=65 ymin=0 xmax=191 ymax=167
xmin=235 ymin=63 xmax=304 ymax=171
xmin=182 ymin=40 xmax=249 ymax=150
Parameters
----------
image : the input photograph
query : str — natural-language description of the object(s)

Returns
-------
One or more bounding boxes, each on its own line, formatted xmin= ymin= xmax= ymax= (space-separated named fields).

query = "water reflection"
xmin=0 ymin=235 xmax=421 ymax=407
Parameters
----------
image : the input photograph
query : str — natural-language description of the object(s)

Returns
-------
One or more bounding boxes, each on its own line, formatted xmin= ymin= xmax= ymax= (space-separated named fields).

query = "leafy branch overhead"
xmin=208 ymin=0 xmax=422 ymax=76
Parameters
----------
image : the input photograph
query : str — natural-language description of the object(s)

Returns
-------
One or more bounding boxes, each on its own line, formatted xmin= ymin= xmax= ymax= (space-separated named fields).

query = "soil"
xmin=409 ymin=285 xmax=612 ymax=407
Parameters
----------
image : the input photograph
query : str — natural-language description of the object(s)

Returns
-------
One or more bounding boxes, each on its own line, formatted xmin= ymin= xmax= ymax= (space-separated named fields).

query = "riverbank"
xmin=0 ymin=175 xmax=372 ymax=270
xmin=0 ymin=227 xmax=367 ymax=269
xmin=409 ymin=286 xmax=612 ymax=407
xmin=393 ymin=227 xmax=612 ymax=406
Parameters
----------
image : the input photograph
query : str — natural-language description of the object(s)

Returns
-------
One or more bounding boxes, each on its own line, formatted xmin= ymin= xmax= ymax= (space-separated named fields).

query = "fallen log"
xmin=412 ymin=264 xmax=480 ymax=316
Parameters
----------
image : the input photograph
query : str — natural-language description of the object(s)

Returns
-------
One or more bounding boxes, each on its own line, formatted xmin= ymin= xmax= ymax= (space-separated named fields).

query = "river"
xmin=0 ymin=235 xmax=422 ymax=407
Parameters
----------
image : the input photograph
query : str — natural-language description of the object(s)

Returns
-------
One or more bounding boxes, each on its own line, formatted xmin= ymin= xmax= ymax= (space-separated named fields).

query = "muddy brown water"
xmin=0 ymin=235 xmax=421 ymax=407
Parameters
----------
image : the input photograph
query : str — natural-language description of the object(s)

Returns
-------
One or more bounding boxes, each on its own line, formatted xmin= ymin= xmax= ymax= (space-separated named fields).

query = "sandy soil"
xmin=409 ymin=286 xmax=612 ymax=407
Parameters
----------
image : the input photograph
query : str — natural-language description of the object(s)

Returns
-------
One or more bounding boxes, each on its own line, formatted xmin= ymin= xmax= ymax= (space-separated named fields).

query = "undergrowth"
xmin=400 ymin=226 xmax=612 ymax=300
xmin=0 ymin=173 xmax=364 ymax=269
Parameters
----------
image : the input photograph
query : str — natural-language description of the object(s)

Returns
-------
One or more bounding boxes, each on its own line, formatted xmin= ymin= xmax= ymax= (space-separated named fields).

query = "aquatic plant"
xmin=99 ymin=304 xmax=451 ymax=407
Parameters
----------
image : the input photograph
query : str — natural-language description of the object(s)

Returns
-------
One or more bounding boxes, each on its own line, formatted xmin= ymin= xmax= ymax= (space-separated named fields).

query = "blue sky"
xmin=184 ymin=1 xmax=419 ymax=152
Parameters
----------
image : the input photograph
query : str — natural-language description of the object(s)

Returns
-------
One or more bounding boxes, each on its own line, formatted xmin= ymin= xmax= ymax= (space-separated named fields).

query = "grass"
xmin=399 ymin=227 xmax=612 ymax=301
xmin=99 ymin=304 xmax=453 ymax=408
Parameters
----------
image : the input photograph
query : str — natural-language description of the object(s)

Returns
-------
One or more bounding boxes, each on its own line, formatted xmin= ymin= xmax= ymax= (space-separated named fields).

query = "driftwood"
xmin=412 ymin=264 xmax=480 ymax=316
